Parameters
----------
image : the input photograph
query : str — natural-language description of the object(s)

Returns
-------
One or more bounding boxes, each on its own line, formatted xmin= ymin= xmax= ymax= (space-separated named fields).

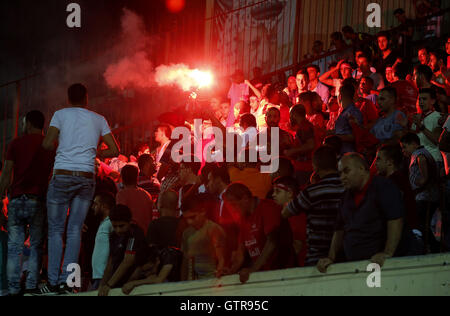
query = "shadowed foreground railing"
xmin=76 ymin=253 xmax=450 ymax=296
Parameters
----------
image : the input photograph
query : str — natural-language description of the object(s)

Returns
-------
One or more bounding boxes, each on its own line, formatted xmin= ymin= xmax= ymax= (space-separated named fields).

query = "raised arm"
xmin=244 ymin=80 xmax=262 ymax=100
xmin=98 ymin=133 xmax=120 ymax=159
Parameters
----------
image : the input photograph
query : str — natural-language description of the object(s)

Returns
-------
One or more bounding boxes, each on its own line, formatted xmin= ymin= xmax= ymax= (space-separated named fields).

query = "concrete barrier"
xmin=77 ymin=253 xmax=450 ymax=296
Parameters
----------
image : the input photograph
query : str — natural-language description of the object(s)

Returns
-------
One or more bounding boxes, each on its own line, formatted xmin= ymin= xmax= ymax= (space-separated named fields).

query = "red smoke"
xmin=104 ymin=9 xmax=154 ymax=90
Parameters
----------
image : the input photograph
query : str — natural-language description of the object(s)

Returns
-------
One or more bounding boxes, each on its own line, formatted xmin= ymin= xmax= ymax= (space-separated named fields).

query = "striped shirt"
xmin=286 ymin=174 xmax=345 ymax=266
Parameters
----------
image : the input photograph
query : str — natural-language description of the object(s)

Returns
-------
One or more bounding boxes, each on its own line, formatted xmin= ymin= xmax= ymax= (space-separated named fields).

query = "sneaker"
xmin=58 ymin=283 xmax=76 ymax=296
xmin=23 ymin=288 xmax=41 ymax=296
xmin=29 ymin=284 xmax=60 ymax=296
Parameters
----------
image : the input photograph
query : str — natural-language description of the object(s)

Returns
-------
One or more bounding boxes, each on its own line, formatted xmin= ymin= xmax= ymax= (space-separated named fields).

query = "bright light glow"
xmin=155 ymin=64 xmax=214 ymax=91
xmin=190 ymin=70 xmax=213 ymax=89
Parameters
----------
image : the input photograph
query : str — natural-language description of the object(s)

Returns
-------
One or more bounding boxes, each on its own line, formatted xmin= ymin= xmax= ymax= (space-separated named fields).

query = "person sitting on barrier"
xmin=121 ymin=245 xmax=182 ymax=295
xmin=317 ymin=153 xmax=404 ymax=273
xmin=98 ymin=205 xmax=148 ymax=296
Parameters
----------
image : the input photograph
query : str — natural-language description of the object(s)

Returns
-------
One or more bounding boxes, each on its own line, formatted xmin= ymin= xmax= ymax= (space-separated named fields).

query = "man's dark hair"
xmin=342 ymin=78 xmax=358 ymax=89
xmin=380 ymin=86 xmax=397 ymax=100
xmin=323 ymin=135 xmax=343 ymax=155
xmin=339 ymin=84 xmax=356 ymax=100
xmin=342 ymin=25 xmax=354 ymax=34
xmin=266 ymin=107 xmax=281 ymax=117
xmin=68 ymin=83 xmax=87 ymax=105
xmin=26 ymin=110 xmax=45 ymax=130
xmin=181 ymin=154 xmax=202 ymax=176
xmin=273 ymin=176 xmax=299 ymax=196
xmin=291 ymin=104 xmax=306 ymax=117
xmin=377 ymin=31 xmax=391 ymax=41
xmin=414 ymin=65 xmax=433 ymax=82
xmin=240 ymin=113 xmax=257 ymax=128
xmin=361 ymin=76 xmax=374 ymax=86
xmin=401 ymin=132 xmax=421 ymax=146
xmin=157 ymin=124 xmax=172 ymax=139
xmin=109 ymin=204 xmax=132 ymax=222
xmin=96 ymin=192 xmax=116 ymax=211
xmin=418 ymin=46 xmax=428 ymax=53
xmin=296 ymin=68 xmax=309 ymax=80
xmin=313 ymin=146 xmax=338 ymax=171
xmin=331 ymin=32 xmax=344 ymax=41
xmin=224 ymin=183 xmax=253 ymax=201
xmin=138 ymin=154 xmax=154 ymax=172
xmin=306 ymin=64 xmax=321 ymax=73
xmin=393 ymin=62 xmax=410 ymax=80
xmin=209 ymin=165 xmax=231 ymax=185
xmin=121 ymin=164 xmax=139 ymax=186
xmin=378 ymin=144 xmax=404 ymax=170
xmin=419 ymin=88 xmax=437 ymax=100
xmin=394 ymin=8 xmax=405 ymax=15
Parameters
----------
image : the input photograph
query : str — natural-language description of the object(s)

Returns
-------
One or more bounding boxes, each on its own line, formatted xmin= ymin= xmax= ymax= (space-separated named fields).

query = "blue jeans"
xmin=444 ymin=179 xmax=450 ymax=251
xmin=6 ymin=196 xmax=44 ymax=294
xmin=0 ymin=231 xmax=7 ymax=295
xmin=47 ymin=175 xmax=95 ymax=286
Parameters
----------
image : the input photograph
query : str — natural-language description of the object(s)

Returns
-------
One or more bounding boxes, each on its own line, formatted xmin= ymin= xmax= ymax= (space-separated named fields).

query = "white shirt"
xmin=412 ymin=111 xmax=443 ymax=162
xmin=156 ymin=141 xmax=171 ymax=164
xmin=92 ymin=217 xmax=113 ymax=280
xmin=50 ymin=107 xmax=111 ymax=173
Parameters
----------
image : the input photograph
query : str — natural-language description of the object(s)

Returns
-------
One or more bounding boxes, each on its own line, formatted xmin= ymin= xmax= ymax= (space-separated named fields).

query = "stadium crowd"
xmin=0 ymin=6 xmax=450 ymax=296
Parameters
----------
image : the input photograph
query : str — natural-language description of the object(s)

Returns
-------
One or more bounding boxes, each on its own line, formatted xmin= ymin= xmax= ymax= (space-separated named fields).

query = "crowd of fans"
xmin=0 ymin=7 xmax=450 ymax=296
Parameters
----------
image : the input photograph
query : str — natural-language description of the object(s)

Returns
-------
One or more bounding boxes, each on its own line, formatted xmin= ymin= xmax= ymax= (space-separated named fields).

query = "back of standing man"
xmin=40 ymin=83 xmax=119 ymax=295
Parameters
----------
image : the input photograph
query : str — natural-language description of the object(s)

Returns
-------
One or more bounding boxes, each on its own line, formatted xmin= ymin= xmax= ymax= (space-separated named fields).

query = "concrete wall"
xmin=78 ymin=253 xmax=450 ymax=296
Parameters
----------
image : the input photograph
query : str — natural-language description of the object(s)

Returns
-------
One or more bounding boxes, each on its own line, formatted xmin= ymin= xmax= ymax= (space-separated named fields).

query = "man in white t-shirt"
xmin=411 ymin=88 xmax=444 ymax=167
xmin=39 ymin=83 xmax=119 ymax=295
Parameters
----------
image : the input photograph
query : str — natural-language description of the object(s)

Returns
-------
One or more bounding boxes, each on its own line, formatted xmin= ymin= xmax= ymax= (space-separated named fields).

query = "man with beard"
xmin=259 ymin=107 xmax=293 ymax=155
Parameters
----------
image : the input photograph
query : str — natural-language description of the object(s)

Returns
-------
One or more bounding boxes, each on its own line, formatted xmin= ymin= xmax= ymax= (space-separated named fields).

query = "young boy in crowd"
xmin=181 ymin=194 xmax=226 ymax=281
xmin=272 ymin=177 xmax=307 ymax=267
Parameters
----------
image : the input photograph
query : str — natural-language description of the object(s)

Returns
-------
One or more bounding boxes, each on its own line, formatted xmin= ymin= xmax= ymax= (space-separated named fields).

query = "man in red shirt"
xmin=391 ymin=62 xmax=418 ymax=118
xmin=224 ymin=183 xmax=289 ymax=284
xmin=117 ymin=165 xmax=154 ymax=234
xmin=0 ymin=111 xmax=55 ymax=295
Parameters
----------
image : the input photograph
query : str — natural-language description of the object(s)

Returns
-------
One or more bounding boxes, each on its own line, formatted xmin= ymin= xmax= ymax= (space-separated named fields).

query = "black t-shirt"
xmin=374 ymin=50 xmax=399 ymax=77
xmin=158 ymin=247 xmax=182 ymax=282
xmin=138 ymin=247 xmax=182 ymax=283
xmin=146 ymin=217 xmax=180 ymax=249
xmin=110 ymin=224 xmax=148 ymax=285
